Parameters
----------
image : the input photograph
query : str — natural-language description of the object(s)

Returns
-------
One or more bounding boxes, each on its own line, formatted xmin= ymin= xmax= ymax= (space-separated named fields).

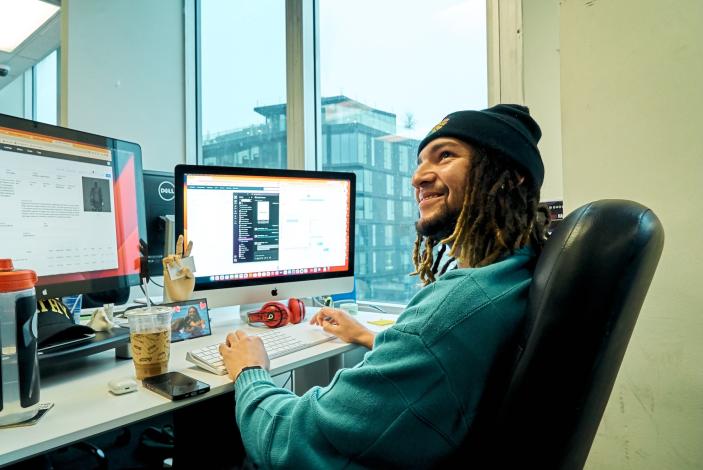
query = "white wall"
xmin=61 ymin=0 xmax=186 ymax=172
xmin=522 ymin=0 xmax=562 ymax=203
xmin=558 ymin=1 xmax=703 ymax=468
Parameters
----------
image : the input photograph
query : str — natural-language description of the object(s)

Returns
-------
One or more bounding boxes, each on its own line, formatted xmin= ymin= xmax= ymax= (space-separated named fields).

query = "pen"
xmin=322 ymin=296 xmax=333 ymax=322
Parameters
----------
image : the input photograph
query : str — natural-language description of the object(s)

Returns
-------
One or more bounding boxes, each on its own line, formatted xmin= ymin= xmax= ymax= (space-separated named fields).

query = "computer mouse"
xmin=108 ymin=377 xmax=138 ymax=395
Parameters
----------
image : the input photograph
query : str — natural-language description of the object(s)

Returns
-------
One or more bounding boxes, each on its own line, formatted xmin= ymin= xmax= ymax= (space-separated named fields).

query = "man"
xmin=89 ymin=181 xmax=103 ymax=211
xmin=219 ymin=104 xmax=550 ymax=468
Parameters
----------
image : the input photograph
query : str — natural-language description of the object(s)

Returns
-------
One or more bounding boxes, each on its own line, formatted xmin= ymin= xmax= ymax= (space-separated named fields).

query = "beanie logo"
xmin=428 ymin=117 xmax=449 ymax=135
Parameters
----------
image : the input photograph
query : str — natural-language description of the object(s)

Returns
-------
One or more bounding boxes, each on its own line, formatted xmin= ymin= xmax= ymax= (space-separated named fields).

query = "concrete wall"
xmin=558 ymin=1 xmax=703 ymax=468
xmin=61 ymin=0 xmax=186 ymax=172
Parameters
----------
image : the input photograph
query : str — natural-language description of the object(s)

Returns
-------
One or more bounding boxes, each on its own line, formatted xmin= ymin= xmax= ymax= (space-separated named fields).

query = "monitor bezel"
xmin=174 ymin=164 xmax=356 ymax=297
xmin=0 ymin=113 xmax=147 ymax=300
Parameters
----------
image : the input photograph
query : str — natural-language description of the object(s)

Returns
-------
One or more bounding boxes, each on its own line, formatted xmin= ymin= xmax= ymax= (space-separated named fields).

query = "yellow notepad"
xmin=367 ymin=319 xmax=395 ymax=326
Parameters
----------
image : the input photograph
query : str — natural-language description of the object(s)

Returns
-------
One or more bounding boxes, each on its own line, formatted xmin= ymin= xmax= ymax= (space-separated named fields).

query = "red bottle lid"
xmin=0 ymin=259 xmax=38 ymax=293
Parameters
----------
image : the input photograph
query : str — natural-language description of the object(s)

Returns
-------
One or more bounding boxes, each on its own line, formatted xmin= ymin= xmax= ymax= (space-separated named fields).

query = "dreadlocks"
xmin=411 ymin=147 xmax=550 ymax=286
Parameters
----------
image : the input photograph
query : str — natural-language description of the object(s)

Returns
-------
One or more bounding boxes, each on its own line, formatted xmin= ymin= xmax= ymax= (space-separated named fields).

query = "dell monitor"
xmin=143 ymin=170 xmax=176 ymax=278
xmin=174 ymin=165 xmax=355 ymax=309
xmin=0 ymin=113 xmax=147 ymax=300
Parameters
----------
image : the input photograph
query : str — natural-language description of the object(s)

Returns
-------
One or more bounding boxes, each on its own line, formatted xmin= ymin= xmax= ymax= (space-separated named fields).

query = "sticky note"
xmin=367 ymin=319 xmax=395 ymax=326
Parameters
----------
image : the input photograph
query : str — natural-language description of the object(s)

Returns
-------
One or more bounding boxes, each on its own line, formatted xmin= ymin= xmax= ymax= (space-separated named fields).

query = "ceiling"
xmin=0 ymin=10 xmax=60 ymax=91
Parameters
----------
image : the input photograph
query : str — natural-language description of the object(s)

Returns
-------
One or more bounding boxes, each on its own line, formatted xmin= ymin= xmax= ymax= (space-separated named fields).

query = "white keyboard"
xmin=186 ymin=328 xmax=335 ymax=375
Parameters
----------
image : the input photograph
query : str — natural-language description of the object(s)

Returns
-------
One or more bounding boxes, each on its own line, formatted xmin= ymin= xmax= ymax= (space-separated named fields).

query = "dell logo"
xmin=271 ymin=288 xmax=278 ymax=297
xmin=158 ymin=181 xmax=175 ymax=202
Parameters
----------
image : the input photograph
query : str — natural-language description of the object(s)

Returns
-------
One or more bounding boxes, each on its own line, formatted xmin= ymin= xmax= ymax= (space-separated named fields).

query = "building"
xmin=203 ymin=96 xmax=421 ymax=302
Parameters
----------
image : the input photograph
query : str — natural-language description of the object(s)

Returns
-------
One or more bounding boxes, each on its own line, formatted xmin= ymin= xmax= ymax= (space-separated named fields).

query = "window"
xmin=319 ymin=0 xmax=486 ymax=303
xmin=35 ymin=50 xmax=58 ymax=125
xmin=383 ymin=142 xmax=392 ymax=170
xmin=364 ymin=196 xmax=373 ymax=220
xmin=193 ymin=0 xmax=486 ymax=303
xmin=358 ymin=133 xmax=368 ymax=164
xmin=403 ymin=201 xmax=414 ymax=218
xmin=399 ymin=145 xmax=410 ymax=173
xmin=199 ymin=0 xmax=287 ymax=168
xmin=385 ymin=252 xmax=394 ymax=271
xmin=364 ymin=170 xmax=373 ymax=192
xmin=0 ymin=50 xmax=58 ymax=124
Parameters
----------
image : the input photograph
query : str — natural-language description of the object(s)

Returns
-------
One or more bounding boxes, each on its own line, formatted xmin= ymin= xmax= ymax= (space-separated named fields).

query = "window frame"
xmin=192 ymin=0 xmax=502 ymax=305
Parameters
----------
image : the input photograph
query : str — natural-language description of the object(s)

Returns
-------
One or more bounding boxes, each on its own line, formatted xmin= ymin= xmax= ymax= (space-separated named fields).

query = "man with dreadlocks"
xmin=218 ymin=104 xmax=549 ymax=468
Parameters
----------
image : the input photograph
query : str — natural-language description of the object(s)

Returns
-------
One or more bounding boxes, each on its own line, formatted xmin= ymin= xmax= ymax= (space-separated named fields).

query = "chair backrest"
xmin=465 ymin=199 xmax=664 ymax=469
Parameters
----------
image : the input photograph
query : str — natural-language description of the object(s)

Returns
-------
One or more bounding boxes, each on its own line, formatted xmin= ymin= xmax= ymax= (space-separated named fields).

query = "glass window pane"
xmin=320 ymin=0 xmax=487 ymax=303
xmin=200 ymin=1 xmax=287 ymax=168
xmin=0 ymin=74 xmax=25 ymax=118
xmin=35 ymin=50 xmax=58 ymax=125
xmin=364 ymin=196 xmax=373 ymax=220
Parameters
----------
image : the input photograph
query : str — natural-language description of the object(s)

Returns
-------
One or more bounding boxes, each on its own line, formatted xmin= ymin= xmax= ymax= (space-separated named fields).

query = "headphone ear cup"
xmin=248 ymin=302 xmax=290 ymax=328
xmin=288 ymin=297 xmax=306 ymax=324
xmin=262 ymin=301 xmax=289 ymax=328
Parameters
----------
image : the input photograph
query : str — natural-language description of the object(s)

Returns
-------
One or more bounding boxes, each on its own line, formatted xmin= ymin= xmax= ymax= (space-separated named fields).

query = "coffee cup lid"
xmin=125 ymin=306 xmax=172 ymax=317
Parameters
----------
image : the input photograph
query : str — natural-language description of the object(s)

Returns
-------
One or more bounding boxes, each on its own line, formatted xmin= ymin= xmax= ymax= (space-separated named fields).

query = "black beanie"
xmin=417 ymin=104 xmax=544 ymax=188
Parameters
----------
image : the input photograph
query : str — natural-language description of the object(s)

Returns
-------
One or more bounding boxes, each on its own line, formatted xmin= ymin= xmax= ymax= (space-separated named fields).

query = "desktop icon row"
xmin=209 ymin=267 xmax=332 ymax=282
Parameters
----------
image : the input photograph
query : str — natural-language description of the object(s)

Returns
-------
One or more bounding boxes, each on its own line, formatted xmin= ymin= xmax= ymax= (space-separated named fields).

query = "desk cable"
xmin=310 ymin=296 xmax=387 ymax=314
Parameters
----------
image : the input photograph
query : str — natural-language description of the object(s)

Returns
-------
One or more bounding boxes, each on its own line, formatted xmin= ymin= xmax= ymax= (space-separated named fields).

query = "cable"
xmin=149 ymin=278 xmax=163 ymax=288
xmin=282 ymin=371 xmax=293 ymax=390
xmin=364 ymin=304 xmax=387 ymax=314
xmin=313 ymin=295 xmax=387 ymax=314
xmin=139 ymin=283 xmax=157 ymax=307
xmin=312 ymin=296 xmax=333 ymax=308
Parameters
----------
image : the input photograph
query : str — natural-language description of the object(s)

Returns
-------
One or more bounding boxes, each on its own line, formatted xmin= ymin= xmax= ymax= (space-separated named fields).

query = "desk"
xmin=0 ymin=308 xmax=396 ymax=467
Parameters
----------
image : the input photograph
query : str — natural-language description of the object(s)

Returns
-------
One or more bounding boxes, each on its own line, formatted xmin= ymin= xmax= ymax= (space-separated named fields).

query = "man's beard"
xmin=415 ymin=204 xmax=460 ymax=240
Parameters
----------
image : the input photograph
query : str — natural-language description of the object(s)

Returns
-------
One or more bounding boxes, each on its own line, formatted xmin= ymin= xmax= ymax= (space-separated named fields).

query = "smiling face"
xmin=412 ymin=137 xmax=473 ymax=238
xmin=187 ymin=306 xmax=199 ymax=320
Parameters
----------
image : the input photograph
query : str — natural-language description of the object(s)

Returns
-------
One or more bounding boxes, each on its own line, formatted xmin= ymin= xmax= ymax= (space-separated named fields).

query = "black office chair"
xmin=453 ymin=199 xmax=665 ymax=469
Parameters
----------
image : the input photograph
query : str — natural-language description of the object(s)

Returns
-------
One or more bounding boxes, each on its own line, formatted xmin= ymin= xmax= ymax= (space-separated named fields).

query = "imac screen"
xmin=175 ymin=165 xmax=354 ymax=300
xmin=0 ymin=114 xmax=146 ymax=299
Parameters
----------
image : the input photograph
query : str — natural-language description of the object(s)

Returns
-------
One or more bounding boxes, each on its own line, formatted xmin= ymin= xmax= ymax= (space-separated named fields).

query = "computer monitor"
xmin=143 ymin=170 xmax=175 ymax=278
xmin=174 ymin=165 xmax=355 ymax=309
xmin=0 ymin=113 xmax=147 ymax=300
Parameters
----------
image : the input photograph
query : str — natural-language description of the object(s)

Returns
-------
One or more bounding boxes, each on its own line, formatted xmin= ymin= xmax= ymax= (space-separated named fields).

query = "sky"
xmin=200 ymin=0 xmax=487 ymax=140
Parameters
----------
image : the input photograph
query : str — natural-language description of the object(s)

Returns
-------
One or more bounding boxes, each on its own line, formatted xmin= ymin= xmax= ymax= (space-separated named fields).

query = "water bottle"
xmin=0 ymin=259 xmax=40 ymax=426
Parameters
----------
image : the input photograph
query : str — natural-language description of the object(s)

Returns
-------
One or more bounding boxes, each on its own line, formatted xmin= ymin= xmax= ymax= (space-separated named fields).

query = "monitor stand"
xmin=162 ymin=215 xmax=176 ymax=257
xmin=38 ymin=326 xmax=132 ymax=372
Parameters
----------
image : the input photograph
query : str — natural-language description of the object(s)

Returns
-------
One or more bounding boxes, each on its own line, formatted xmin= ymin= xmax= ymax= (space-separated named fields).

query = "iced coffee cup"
xmin=125 ymin=306 xmax=172 ymax=380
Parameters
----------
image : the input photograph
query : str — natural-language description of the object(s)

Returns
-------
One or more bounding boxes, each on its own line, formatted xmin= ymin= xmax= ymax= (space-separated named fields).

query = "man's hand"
xmin=310 ymin=307 xmax=375 ymax=349
xmin=219 ymin=330 xmax=270 ymax=382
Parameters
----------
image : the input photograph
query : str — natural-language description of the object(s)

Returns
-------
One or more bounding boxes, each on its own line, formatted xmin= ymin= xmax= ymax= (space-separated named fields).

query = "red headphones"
xmin=246 ymin=298 xmax=306 ymax=328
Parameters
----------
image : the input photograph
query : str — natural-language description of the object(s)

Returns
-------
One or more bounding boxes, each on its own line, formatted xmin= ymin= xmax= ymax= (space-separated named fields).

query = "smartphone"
xmin=142 ymin=371 xmax=210 ymax=401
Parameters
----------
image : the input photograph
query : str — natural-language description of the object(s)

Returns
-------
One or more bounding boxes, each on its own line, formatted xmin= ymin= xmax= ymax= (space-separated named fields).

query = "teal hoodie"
xmin=234 ymin=248 xmax=535 ymax=468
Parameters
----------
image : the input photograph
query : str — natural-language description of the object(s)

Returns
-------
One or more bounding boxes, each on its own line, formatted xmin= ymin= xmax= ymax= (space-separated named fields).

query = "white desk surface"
xmin=0 ymin=308 xmax=397 ymax=466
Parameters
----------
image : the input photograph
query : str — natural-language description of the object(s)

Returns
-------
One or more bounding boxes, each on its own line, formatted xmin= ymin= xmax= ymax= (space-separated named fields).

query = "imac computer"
xmin=0 ymin=113 xmax=147 ymax=300
xmin=143 ymin=170 xmax=176 ymax=278
xmin=174 ymin=165 xmax=355 ymax=309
